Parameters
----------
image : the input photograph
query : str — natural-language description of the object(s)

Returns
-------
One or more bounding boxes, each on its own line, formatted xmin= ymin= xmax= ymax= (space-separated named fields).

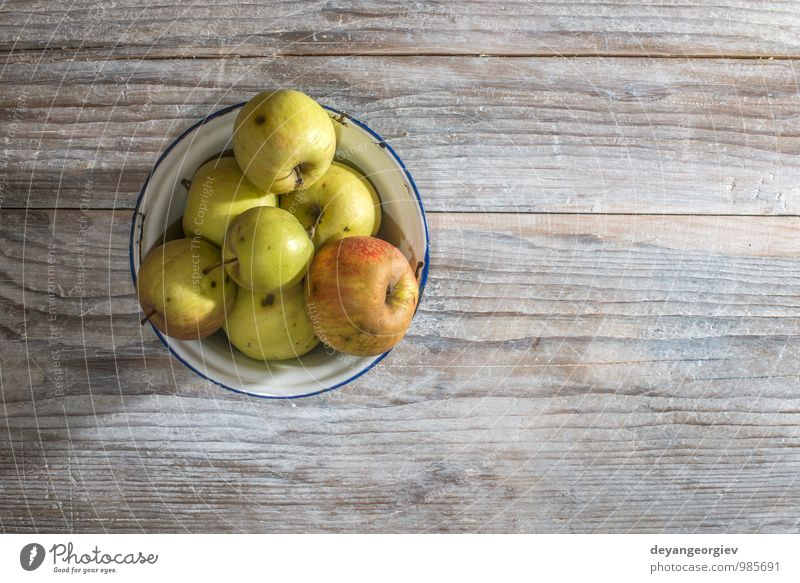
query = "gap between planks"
xmin=4 ymin=49 xmax=800 ymax=63
xmin=7 ymin=208 xmax=800 ymax=218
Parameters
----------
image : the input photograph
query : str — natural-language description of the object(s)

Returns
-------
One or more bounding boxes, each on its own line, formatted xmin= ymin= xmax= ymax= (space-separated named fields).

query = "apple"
xmin=304 ymin=236 xmax=419 ymax=356
xmin=137 ymin=238 xmax=237 ymax=339
xmin=222 ymin=205 xmax=314 ymax=292
xmin=224 ymin=284 xmax=319 ymax=361
xmin=280 ymin=162 xmax=382 ymax=249
xmin=232 ymin=89 xmax=336 ymax=194
xmin=182 ymin=156 xmax=277 ymax=247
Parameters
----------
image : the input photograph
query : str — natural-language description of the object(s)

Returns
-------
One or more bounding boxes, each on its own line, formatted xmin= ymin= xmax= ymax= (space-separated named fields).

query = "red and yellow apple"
xmin=304 ymin=236 xmax=419 ymax=356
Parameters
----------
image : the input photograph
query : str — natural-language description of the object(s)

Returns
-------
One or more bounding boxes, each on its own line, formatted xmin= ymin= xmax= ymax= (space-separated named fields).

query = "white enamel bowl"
xmin=130 ymin=103 xmax=430 ymax=398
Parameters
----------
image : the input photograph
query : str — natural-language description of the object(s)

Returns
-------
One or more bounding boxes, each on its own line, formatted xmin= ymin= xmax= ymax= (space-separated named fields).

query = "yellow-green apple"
xmin=137 ymin=238 xmax=236 ymax=339
xmin=280 ymin=162 xmax=382 ymax=249
xmin=182 ymin=157 xmax=277 ymax=246
xmin=224 ymin=284 xmax=319 ymax=360
xmin=232 ymin=89 xmax=336 ymax=194
xmin=304 ymin=236 xmax=418 ymax=356
xmin=222 ymin=206 xmax=314 ymax=292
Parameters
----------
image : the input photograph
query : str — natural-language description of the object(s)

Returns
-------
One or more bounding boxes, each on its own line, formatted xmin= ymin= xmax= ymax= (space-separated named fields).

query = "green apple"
xmin=182 ymin=157 xmax=277 ymax=246
xmin=137 ymin=238 xmax=236 ymax=339
xmin=305 ymin=236 xmax=419 ymax=356
xmin=222 ymin=206 xmax=314 ymax=292
xmin=232 ymin=89 xmax=336 ymax=194
xmin=224 ymin=284 xmax=319 ymax=360
xmin=280 ymin=162 xmax=382 ymax=249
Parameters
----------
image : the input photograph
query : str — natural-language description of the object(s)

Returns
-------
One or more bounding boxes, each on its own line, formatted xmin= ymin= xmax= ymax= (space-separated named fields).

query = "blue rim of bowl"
xmin=129 ymin=102 xmax=431 ymax=399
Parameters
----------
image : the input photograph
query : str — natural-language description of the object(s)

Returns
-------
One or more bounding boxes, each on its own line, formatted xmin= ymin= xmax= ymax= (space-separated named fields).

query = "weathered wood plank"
xmin=2 ymin=0 xmax=800 ymax=58
xmin=2 ymin=56 xmax=799 ymax=214
xmin=2 ymin=209 xmax=800 ymax=532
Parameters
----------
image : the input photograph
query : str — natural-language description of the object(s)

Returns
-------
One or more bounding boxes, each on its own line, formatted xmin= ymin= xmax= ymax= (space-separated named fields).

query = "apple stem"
xmin=180 ymin=178 xmax=191 ymax=190
xmin=307 ymin=220 xmax=319 ymax=242
xmin=306 ymin=208 xmax=323 ymax=241
xmin=414 ymin=261 xmax=424 ymax=282
xmin=202 ymin=257 xmax=237 ymax=275
xmin=293 ymin=165 xmax=304 ymax=189
xmin=140 ymin=308 xmax=156 ymax=325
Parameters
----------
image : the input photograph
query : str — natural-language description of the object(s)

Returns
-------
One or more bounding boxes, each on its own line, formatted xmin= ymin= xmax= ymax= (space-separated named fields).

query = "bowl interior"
xmin=131 ymin=104 xmax=429 ymax=398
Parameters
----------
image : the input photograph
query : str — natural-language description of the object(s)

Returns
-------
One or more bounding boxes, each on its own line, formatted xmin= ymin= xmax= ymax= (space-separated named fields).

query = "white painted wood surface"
xmin=1 ymin=1 xmax=799 ymax=533
xmin=2 ymin=56 xmax=799 ymax=214
xmin=3 ymin=1 xmax=800 ymax=57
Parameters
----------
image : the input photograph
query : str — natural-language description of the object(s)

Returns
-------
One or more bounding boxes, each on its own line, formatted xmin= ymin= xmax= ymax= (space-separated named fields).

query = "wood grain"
xmin=2 ymin=209 xmax=800 ymax=532
xmin=3 ymin=0 xmax=800 ymax=58
xmin=3 ymin=0 xmax=800 ymax=536
xmin=2 ymin=56 xmax=799 ymax=214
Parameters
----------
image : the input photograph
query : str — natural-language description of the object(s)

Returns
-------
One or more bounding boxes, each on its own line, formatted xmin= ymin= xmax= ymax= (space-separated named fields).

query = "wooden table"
xmin=2 ymin=1 xmax=800 ymax=533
